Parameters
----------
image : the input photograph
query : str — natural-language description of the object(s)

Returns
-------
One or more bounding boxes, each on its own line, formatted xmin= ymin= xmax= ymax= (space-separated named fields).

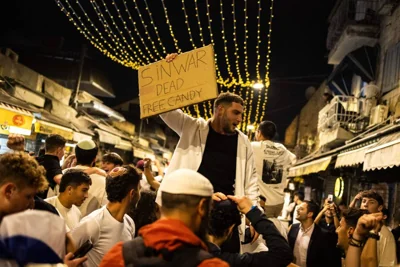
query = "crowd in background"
xmin=0 ymin=90 xmax=399 ymax=267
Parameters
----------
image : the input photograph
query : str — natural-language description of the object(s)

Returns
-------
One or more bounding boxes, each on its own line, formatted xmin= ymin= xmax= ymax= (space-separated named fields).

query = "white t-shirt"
xmin=45 ymin=196 xmax=82 ymax=231
xmin=378 ymin=225 xmax=397 ymax=267
xmin=251 ymin=140 xmax=296 ymax=206
xmin=70 ymin=206 xmax=135 ymax=267
xmin=63 ymin=166 xmax=108 ymax=217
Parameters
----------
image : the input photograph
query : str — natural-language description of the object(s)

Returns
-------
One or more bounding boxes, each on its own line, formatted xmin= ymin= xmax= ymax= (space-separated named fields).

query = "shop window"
xmin=382 ymin=42 xmax=400 ymax=93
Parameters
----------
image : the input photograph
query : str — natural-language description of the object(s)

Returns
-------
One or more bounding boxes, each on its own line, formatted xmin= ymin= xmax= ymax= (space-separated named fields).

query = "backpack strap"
xmin=169 ymin=245 xmax=214 ymax=267
xmin=122 ymin=237 xmax=214 ymax=267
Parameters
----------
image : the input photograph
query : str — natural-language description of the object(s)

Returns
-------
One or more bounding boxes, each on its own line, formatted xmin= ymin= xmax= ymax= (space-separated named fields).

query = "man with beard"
xmin=157 ymin=54 xmax=259 ymax=252
xmin=100 ymin=169 xmax=229 ymax=267
xmin=71 ymin=165 xmax=141 ymax=267
xmin=45 ymin=169 xmax=92 ymax=231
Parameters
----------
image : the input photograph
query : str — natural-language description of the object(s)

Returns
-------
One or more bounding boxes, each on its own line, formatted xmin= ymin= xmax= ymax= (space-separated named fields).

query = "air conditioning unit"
xmin=369 ymin=105 xmax=389 ymax=126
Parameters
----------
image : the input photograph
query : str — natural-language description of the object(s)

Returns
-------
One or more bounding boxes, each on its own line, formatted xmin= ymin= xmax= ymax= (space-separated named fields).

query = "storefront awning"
xmin=335 ymin=143 xmax=376 ymax=168
xmin=133 ymin=148 xmax=155 ymax=160
xmin=288 ymin=156 xmax=332 ymax=177
xmin=115 ymin=139 xmax=133 ymax=151
xmin=95 ymin=129 xmax=121 ymax=145
xmin=0 ymin=102 xmax=33 ymax=136
xmin=34 ymin=120 xmax=74 ymax=140
xmin=364 ymin=131 xmax=400 ymax=171
xmin=73 ymin=131 xmax=93 ymax=143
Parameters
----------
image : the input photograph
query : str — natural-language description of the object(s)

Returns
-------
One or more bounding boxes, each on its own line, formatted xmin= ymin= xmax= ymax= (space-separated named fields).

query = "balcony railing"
xmin=318 ymin=95 xmax=369 ymax=133
xmin=327 ymin=0 xmax=380 ymax=50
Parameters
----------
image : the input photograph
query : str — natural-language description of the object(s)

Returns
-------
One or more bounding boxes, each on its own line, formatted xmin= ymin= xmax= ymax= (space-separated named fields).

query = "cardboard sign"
xmin=138 ymin=45 xmax=218 ymax=118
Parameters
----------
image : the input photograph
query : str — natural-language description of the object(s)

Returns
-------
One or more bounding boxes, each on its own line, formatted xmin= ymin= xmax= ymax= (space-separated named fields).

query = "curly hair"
xmin=0 ymin=152 xmax=48 ymax=192
xmin=128 ymin=190 xmax=159 ymax=236
xmin=106 ymin=165 xmax=141 ymax=202
xmin=209 ymin=199 xmax=241 ymax=238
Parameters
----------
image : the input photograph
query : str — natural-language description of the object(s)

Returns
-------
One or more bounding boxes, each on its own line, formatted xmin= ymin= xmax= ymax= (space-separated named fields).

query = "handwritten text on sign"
xmin=138 ymin=45 xmax=217 ymax=118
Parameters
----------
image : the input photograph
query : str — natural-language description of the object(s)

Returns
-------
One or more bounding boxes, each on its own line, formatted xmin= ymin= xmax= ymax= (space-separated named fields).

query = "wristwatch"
xmin=368 ymin=230 xmax=380 ymax=240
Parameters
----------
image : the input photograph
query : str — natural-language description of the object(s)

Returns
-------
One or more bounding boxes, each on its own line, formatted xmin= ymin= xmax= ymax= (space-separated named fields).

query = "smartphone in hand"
xmin=72 ymin=239 xmax=93 ymax=260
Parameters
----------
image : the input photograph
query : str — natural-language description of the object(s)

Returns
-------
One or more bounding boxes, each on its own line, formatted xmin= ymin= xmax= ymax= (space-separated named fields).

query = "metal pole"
xmin=73 ymin=44 xmax=87 ymax=105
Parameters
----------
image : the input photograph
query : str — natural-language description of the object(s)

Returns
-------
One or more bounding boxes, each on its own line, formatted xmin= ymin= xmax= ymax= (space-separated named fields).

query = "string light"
xmin=246 ymin=86 xmax=255 ymax=127
xmin=254 ymin=0 xmax=263 ymax=123
xmin=243 ymin=0 xmax=251 ymax=85
xmin=181 ymin=0 xmax=201 ymax=117
xmin=131 ymin=0 xmax=164 ymax=60
xmin=194 ymin=0 xmax=210 ymax=118
xmin=205 ymin=0 xmax=227 ymax=85
xmin=260 ymin=0 xmax=275 ymax=121
xmin=90 ymin=0 xmax=132 ymax=61
xmin=111 ymin=1 xmax=147 ymax=65
xmin=241 ymin=87 xmax=251 ymax=132
xmin=232 ymin=0 xmax=244 ymax=90
xmin=219 ymin=0 xmax=235 ymax=86
xmin=143 ymin=1 xmax=168 ymax=56
xmin=160 ymin=0 xmax=181 ymax=53
xmin=98 ymin=0 xmax=144 ymax=64
xmin=57 ymin=0 xmax=137 ymax=68
xmin=121 ymin=0 xmax=153 ymax=63
xmin=55 ymin=0 xmax=275 ymax=123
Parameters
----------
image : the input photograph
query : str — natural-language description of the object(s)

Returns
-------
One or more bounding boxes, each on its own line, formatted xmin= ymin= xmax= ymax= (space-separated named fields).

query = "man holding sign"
xmin=155 ymin=52 xmax=259 ymax=253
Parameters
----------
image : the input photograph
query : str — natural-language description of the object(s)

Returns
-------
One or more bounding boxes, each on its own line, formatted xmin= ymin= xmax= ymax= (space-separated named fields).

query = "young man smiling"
xmin=157 ymin=54 xmax=259 ymax=252
xmin=45 ymin=169 xmax=92 ymax=231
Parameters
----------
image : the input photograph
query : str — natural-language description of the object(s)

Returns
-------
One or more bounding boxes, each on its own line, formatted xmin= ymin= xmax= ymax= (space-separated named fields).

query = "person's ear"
xmin=348 ymin=227 xmax=354 ymax=238
xmin=3 ymin=183 xmax=16 ymax=199
xmin=197 ymin=198 xmax=209 ymax=218
xmin=378 ymin=205 xmax=383 ymax=212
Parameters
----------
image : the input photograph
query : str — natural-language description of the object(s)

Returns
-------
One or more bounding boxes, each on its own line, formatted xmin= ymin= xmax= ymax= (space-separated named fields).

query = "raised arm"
xmin=160 ymin=109 xmax=197 ymax=136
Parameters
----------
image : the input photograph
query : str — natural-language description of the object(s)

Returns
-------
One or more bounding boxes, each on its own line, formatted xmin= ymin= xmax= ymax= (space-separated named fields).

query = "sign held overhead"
xmin=138 ymin=45 xmax=218 ymax=118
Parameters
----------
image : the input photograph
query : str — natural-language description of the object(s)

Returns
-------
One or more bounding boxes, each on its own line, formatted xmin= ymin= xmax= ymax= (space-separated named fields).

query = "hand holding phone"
xmin=327 ymin=194 xmax=333 ymax=203
xmin=72 ymin=240 xmax=93 ymax=260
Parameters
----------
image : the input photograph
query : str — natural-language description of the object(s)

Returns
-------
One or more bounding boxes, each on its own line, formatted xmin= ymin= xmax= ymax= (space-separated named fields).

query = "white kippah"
xmin=156 ymin=169 xmax=213 ymax=206
xmin=77 ymin=140 xmax=96 ymax=150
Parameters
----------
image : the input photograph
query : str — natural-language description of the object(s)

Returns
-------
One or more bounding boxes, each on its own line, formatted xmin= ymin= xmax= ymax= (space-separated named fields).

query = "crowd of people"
xmin=0 ymin=83 xmax=399 ymax=267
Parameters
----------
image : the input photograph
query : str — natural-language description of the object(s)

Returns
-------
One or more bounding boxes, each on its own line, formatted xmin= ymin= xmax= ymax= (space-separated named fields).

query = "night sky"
xmin=1 ymin=0 xmax=335 ymax=140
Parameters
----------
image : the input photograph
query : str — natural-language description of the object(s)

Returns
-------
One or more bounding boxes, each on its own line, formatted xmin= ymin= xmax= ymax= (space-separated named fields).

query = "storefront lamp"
xmin=334 ymin=177 xmax=344 ymax=198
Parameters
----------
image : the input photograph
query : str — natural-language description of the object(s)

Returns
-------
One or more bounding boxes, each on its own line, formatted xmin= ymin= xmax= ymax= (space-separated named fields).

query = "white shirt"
xmin=293 ymin=223 xmax=315 ymax=267
xmin=70 ymin=206 xmax=135 ymax=267
xmin=251 ymin=140 xmax=296 ymax=206
xmin=63 ymin=166 xmax=108 ymax=217
xmin=45 ymin=196 xmax=82 ymax=231
xmin=378 ymin=225 xmax=397 ymax=267
xmin=140 ymin=173 xmax=151 ymax=191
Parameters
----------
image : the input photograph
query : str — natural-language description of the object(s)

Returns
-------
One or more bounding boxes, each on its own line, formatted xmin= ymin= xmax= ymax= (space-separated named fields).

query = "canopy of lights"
xmin=55 ymin=0 xmax=274 ymax=132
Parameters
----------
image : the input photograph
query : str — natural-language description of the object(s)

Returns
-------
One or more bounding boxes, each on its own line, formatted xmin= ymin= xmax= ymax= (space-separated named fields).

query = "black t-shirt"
xmin=197 ymin=125 xmax=238 ymax=196
xmin=319 ymin=219 xmax=336 ymax=233
xmin=36 ymin=154 xmax=62 ymax=190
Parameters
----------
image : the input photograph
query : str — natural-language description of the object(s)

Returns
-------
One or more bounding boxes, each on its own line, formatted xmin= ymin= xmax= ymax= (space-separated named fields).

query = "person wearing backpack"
xmin=100 ymin=169 xmax=229 ymax=267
